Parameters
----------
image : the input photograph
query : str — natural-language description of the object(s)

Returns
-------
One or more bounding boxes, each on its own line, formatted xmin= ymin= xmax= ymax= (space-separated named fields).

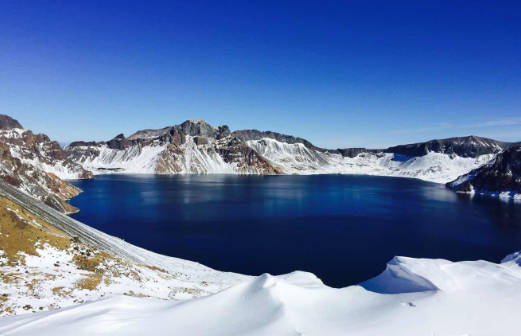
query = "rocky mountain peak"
xmin=176 ymin=120 xmax=231 ymax=140
xmin=0 ymin=114 xmax=23 ymax=130
xmin=106 ymin=133 xmax=130 ymax=150
xmin=112 ymin=133 xmax=125 ymax=140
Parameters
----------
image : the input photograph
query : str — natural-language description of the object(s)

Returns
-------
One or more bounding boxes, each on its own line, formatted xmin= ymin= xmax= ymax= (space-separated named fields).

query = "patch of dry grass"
xmin=75 ymin=273 xmax=103 ymax=290
xmin=51 ymin=286 xmax=74 ymax=298
xmin=124 ymin=290 xmax=149 ymax=298
xmin=72 ymin=250 xmax=113 ymax=272
xmin=0 ymin=197 xmax=71 ymax=266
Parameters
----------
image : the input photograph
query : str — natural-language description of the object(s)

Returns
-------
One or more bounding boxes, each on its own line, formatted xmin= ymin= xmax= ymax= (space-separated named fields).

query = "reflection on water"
xmin=70 ymin=174 xmax=521 ymax=287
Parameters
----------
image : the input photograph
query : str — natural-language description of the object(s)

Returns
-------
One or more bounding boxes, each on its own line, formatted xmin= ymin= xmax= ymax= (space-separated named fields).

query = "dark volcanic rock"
xmin=333 ymin=148 xmax=381 ymax=158
xmin=0 ymin=114 xmax=23 ymax=130
xmin=107 ymin=134 xmax=130 ymax=150
xmin=386 ymin=136 xmax=508 ymax=158
xmin=194 ymin=136 xmax=209 ymax=146
xmin=447 ymin=145 xmax=521 ymax=195
xmin=179 ymin=120 xmax=217 ymax=137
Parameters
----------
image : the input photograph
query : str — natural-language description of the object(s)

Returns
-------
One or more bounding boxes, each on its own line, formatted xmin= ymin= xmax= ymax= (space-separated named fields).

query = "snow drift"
xmin=2 ymin=256 xmax=521 ymax=335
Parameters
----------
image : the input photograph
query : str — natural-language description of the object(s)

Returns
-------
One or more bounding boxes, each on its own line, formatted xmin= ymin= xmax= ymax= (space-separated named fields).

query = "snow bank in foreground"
xmin=2 ymin=255 xmax=521 ymax=336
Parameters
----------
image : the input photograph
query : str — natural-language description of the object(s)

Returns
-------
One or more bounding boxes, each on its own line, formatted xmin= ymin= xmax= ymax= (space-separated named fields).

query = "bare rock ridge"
xmin=385 ymin=135 xmax=513 ymax=158
xmin=0 ymin=114 xmax=23 ymax=130
xmin=232 ymin=129 xmax=324 ymax=152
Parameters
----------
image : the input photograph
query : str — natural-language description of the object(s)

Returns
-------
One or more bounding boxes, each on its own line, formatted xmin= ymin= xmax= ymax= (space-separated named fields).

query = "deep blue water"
xmin=70 ymin=174 xmax=521 ymax=287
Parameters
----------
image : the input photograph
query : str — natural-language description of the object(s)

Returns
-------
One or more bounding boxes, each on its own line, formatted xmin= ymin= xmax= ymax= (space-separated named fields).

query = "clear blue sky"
xmin=1 ymin=0 xmax=520 ymax=148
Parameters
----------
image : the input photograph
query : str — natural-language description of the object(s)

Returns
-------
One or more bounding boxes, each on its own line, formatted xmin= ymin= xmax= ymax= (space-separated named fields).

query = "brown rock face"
xmin=0 ymin=124 xmax=93 ymax=180
xmin=215 ymin=136 xmax=282 ymax=174
xmin=0 ymin=114 xmax=91 ymax=212
xmin=0 ymin=143 xmax=81 ymax=213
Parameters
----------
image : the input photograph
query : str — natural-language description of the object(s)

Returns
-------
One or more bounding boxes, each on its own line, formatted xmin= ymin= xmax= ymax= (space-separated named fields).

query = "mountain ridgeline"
xmin=63 ymin=119 xmax=515 ymax=184
xmin=1 ymin=114 xmax=520 ymax=203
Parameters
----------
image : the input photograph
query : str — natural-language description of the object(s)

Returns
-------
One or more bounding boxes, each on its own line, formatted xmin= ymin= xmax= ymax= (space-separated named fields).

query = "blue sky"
xmin=1 ymin=0 xmax=520 ymax=148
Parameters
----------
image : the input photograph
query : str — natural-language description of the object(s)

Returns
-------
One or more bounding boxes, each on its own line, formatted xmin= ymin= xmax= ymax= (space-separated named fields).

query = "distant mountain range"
xmin=1 ymin=114 xmax=520 ymax=204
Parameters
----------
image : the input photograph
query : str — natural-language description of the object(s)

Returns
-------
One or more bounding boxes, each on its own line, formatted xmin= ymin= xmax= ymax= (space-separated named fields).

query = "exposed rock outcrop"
xmin=0 ymin=114 xmax=93 ymax=213
xmin=447 ymin=145 xmax=521 ymax=200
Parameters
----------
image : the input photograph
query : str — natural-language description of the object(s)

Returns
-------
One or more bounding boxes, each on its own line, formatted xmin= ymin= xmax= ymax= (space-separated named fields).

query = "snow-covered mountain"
xmin=447 ymin=144 xmax=521 ymax=201
xmin=65 ymin=120 xmax=512 ymax=183
xmin=65 ymin=120 xmax=281 ymax=175
xmin=0 ymin=115 xmax=93 ymax=213
xmin=1 ymin=179 xmax=521 ymax=335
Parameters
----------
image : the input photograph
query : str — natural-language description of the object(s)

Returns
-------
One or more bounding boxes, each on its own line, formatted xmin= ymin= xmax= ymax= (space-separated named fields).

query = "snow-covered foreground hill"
xmin=2 ymin=255 xmax=521 ymax=335
xmin=1 ymin=166 xmax=521 ymax=334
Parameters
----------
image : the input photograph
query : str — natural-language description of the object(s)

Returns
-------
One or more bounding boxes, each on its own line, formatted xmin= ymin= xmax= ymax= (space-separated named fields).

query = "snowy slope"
xmin=71 ymin=143 xmax=168 ymax=174
xmin=2 ymin=256 xmax=521 ymax=335
xmin=248 ymin=138 xmax=495 ymax=183
xmin=66 ymin=134 xmax=497 ymax=184
xmin=0 ymin=180 xmax=246 ymax=316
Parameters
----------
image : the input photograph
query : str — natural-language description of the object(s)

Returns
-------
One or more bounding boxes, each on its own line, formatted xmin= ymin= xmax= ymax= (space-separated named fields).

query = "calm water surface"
xmin=70 ymin=174 xmax=521 ymax=287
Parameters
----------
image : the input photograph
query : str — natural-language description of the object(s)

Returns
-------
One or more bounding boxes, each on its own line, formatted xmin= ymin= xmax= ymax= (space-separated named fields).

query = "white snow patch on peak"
xmin=0 ymin=128 xmax=27 ymax=138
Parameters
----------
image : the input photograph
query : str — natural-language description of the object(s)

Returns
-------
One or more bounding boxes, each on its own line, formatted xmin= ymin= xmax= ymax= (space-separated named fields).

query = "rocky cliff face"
xmin=0 ymin=141 xmax=81 ymax=213
xmin=447 ymin=145 xmax=521 ymax=200
xmin=0 ymin=115 xmax=93 ymax=213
